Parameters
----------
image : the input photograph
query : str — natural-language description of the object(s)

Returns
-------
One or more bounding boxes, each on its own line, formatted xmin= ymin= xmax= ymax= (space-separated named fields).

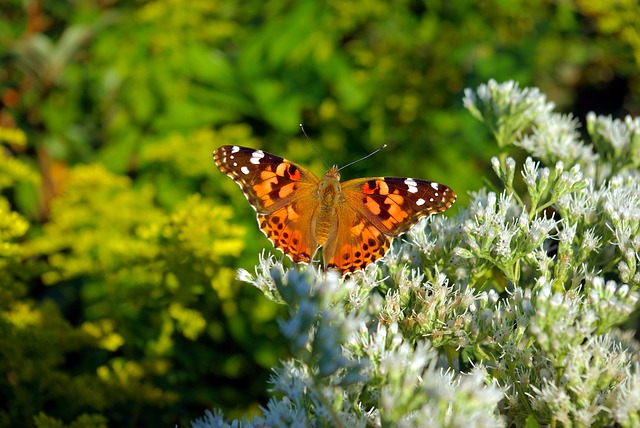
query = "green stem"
xmin=310 ymin=371 xmax=347 ymax=428
xmin=498 ymin=152 xmax=525 ymax=207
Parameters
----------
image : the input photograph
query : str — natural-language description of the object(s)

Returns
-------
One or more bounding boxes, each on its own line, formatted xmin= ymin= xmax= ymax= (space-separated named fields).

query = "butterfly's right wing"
xmin=214 ymin=145 xmax=321 ymax=263
xmin=322 ymin=176 xmax=456 ymax=274
xmin=342 ymin=176 xmax=457 ymax=236
xmin=321 ymin=205 xmax=393 ymax=273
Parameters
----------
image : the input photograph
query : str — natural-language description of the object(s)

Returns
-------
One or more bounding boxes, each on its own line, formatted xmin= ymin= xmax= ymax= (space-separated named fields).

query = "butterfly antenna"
xmin=299 ymin=124 xmax=330 ymax=170
xmin=338 ymin=144 xmax=388 ymax=172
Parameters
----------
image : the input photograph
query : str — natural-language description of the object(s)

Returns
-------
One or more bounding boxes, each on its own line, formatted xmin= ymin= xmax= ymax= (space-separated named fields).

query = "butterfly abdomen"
xmin=315 ymin=168 xmax=342 ymax=246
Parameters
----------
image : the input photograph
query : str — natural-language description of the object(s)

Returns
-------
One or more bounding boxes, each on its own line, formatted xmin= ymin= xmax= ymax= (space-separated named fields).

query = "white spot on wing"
xmin=416 ymin=198 xmax=425 ymax=206
xmin=241 ymin=166 xmax=250 ymax=175
xmin=231 ymin=146 xmax=241 ymax=153
xmin=233 ymin=162 xmax=238 ymax=167
xmin=404 ymin=178 xmax=418 ymax=193
xmin=430 ymin=182 xmax=439 ymax=190
xmin=250 ymin=150 xmax=265 ymax=165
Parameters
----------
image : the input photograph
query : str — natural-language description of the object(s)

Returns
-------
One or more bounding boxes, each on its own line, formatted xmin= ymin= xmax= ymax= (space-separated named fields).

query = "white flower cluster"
xmin=194 ymin=268 xmax=505 ymax=427
xmin=196 ymin=81 xmax=640 ymax=427
xmin=463 ymin=79 xmax=554 ymax=148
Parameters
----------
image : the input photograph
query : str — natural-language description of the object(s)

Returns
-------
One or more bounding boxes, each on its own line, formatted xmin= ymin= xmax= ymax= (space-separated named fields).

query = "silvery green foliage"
xmin=196 ymin=81 xmax=640 ymax=428
xmin=201 ymin=266 xmax=505 ymax=428
xmin=404 ymin=81 xmax=639 ymax=426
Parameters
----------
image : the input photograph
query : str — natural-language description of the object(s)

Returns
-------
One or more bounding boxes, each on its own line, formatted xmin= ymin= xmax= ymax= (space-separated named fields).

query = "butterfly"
xmin=214 ymin=145 xmax=456 ymax=274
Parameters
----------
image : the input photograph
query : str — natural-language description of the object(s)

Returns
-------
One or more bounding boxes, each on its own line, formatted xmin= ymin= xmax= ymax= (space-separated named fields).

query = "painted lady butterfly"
xmin=214 ymin=145 xmax=456 ymax=274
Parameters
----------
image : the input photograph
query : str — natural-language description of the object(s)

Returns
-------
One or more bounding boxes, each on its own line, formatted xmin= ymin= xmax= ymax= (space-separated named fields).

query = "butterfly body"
xmin=314 ymin=167 xmax=340 ymax=244
xmin=214 ymin=145 xmax=456 ymax=274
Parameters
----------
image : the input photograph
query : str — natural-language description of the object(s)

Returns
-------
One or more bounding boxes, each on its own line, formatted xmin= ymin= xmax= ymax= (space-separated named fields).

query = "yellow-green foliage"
xmin=577 ymin=0 xmax=640 ymax=67
xmin=139 ymin=125 xmax=259 ymax=180
xmin=27 ymin=164 xmax=163 ymax=284
xmin=33 ymin=412 xmax=107 ymax=428
xmin=0 ymin=198 xmax=28 ymax=258
xmin=1 ymin=300 xmax=110 ymax=427
xmin=1 ymin=131 xmax=252 ymax=426
xmin=0 ymin=137 xmax=121 ymax=426
xmin=0 ymin=126 xmax=38 ymax=299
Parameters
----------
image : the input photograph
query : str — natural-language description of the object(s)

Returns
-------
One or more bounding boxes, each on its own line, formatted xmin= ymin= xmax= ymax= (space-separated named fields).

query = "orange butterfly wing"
xmin=322 ymin=177 xmax=457 ymax=273
xmin=214 ymin=145 xmax=321 ymax=263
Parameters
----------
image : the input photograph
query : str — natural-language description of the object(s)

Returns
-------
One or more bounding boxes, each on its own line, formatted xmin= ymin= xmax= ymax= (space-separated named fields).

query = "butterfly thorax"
xmin=315 ymin=166 xmax=342 ymax=246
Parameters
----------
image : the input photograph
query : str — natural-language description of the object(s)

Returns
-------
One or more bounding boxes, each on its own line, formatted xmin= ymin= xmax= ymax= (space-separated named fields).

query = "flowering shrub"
xmin=0 ymin=128 xmax=251 ymax=427
xmin=195 ymin=80 xmax=640 ymax=427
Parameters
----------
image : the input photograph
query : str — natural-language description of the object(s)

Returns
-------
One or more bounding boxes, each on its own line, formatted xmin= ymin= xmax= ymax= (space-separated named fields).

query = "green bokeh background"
xmin=0 ymin=0 xmax=638 ymax=426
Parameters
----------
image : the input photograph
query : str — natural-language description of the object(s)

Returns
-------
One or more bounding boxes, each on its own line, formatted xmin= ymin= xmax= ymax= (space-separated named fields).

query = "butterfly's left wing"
xmin=214 ymin=145 xmax=320 ymax=214
xmin=214 ymin=145 xmax=322 ymax=264
xmin=322 ymin=177 xmax=456 ymax=273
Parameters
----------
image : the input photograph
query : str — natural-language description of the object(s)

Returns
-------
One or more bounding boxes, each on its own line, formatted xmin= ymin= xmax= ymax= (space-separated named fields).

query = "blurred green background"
xmin=0 ymin=0 xmax=638 ymax=426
